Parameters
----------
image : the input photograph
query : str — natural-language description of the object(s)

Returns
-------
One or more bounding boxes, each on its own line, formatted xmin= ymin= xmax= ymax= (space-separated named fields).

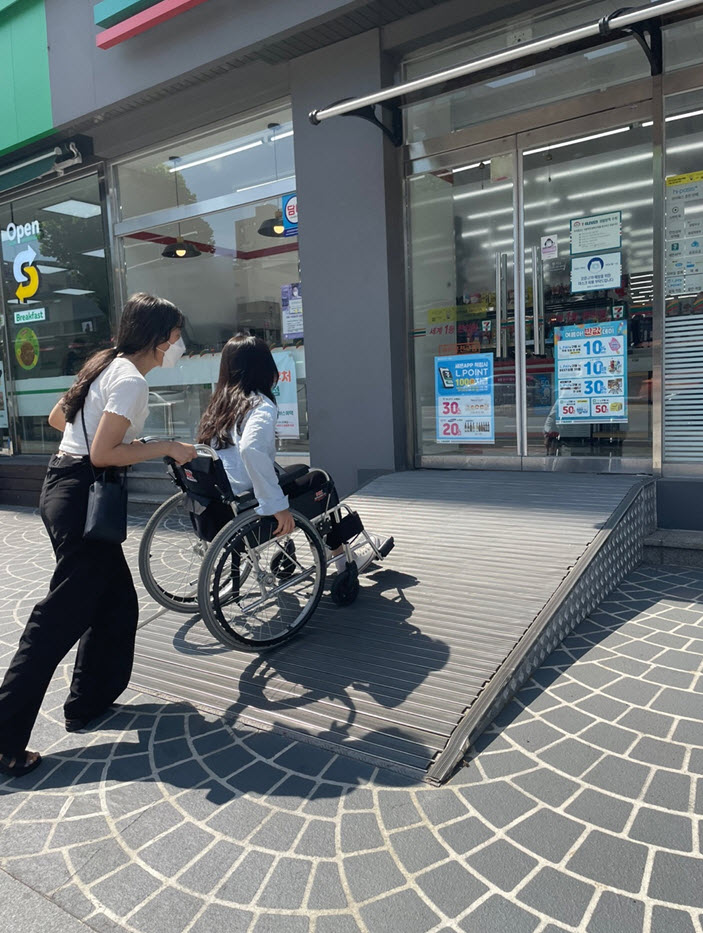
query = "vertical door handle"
xmin=531 ymin=245 xmax=545 ymax=355
xmin=495 ymin=252 xmax=508 ymax=359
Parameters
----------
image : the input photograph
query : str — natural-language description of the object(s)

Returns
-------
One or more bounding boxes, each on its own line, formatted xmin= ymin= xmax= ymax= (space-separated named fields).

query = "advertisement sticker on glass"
xmin=435 ymin=353 xmax=495 ymax=444
xmin=281 ymin=284 xmax=304 ymax=340
xmin=571 ymin=253 xmax=622 ymax=293
xmin=540 ymin=235 xmax=558 ymax=260
xmin=570 ymin=212 xmax=622 ymax=254
xmin=554 ymin=322 xmax=628 ymax=424
xmin=272 ymin=349 xmax=300 ymax=437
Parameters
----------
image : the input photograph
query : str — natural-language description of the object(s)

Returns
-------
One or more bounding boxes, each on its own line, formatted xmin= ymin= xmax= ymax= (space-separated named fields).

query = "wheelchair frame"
xmin=138 ymin=444 xmax=389 ymax=650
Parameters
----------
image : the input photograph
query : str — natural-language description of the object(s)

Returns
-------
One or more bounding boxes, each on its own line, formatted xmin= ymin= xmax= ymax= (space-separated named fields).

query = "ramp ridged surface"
xmin=131 ymin=470 xmax=639 ymax=776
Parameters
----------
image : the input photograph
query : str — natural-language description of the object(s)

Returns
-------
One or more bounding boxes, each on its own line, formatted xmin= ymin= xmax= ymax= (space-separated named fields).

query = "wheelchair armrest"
xmin=277 ymin=464 xmax=309 ymax=487
xmin=233 ymin=491 xmax=257 ymax=511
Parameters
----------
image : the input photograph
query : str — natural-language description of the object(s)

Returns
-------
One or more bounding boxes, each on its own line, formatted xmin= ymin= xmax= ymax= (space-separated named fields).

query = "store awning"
xmin=0 ymin=143 xmax=83 ymax=195
xmin=309 ymin=0 xmax=703 ymax=144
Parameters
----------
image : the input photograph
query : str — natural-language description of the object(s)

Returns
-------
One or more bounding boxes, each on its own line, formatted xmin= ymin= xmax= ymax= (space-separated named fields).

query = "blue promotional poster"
xmin=435 ymin=353 xmax=495 ymax=444
xmin=554 ymin=321 xmax=628 ymax=424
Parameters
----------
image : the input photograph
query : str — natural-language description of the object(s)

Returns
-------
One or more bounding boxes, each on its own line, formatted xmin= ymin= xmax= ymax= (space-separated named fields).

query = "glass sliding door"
xmin=409 ymin=146 xmax=519 ymax=463
xmin=520 ymin=112 xmax=654 ymax=467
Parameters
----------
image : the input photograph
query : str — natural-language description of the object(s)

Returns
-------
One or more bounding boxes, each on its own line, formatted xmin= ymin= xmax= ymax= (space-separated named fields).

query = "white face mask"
xmin=158 ymin=336 xmax=186 ymax=368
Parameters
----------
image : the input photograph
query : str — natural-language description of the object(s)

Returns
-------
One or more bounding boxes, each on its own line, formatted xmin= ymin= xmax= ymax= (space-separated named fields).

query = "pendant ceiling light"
xmin=162 ymin=156 xmax=200 ymax=259
xmin=258 ymin=210 xmax=285 ymax=238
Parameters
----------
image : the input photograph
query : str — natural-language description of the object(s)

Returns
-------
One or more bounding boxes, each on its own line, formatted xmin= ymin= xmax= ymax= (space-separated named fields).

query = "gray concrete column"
xmin=291 ymin=30 xmax=407 ymax=497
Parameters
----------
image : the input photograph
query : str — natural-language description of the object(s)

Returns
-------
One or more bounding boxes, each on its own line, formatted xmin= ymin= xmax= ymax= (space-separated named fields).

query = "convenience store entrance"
xmin=408 ymin=101 xmax=654 ymax=473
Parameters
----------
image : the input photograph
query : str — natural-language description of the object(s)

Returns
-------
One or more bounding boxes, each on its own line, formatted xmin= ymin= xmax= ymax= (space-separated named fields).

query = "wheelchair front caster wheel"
xmin=331 ymin=567 xmax=360 ymax=605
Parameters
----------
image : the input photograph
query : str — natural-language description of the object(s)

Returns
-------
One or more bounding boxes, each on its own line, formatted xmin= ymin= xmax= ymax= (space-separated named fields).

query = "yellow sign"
xmin=666 ymin=171 xmax=703 ymax=186
xmin=428 ymin=306 xmax=457 ymax=324
xmin=15 ymin=327 xmax=40 ymax=370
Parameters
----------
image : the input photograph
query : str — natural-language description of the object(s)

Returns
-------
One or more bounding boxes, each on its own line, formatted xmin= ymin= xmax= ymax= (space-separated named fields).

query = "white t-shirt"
xmin=60 ymin=357 xmax=150 ymax=456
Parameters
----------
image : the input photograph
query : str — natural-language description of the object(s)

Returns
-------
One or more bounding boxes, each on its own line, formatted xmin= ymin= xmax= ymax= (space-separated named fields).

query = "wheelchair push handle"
xmin=162 ymin=443 xmax=219 ymax=467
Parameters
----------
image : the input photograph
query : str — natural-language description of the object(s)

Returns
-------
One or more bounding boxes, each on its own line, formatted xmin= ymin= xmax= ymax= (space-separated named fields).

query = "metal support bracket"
xmin=310 ymin=97 xmax=403 ymax=147
xmin=599 ymin=7 xmax=663 ymax=75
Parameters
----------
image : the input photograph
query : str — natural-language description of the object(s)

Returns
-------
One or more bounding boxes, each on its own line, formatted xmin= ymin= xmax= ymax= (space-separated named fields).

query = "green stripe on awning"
xmin=94 ymin=0 xmax=162 ymax=28
xmin=0 ymin=150 xmax=60 ymax=194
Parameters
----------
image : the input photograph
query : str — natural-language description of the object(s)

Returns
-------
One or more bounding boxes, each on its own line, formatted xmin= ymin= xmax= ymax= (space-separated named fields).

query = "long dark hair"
xmin=62 ymin=293 xmax=184 ymax=423
xmin=197 ymin=335 xmax=279 ymax=448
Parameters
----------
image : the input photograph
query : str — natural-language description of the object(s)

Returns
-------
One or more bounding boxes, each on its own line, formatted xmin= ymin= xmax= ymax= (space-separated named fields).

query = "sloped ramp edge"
xmin=426 ymin=479 xmax=656 ymax=786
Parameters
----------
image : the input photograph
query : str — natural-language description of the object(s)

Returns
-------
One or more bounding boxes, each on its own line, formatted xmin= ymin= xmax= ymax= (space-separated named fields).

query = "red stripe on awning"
xmin=96 ymin=0 xmax=211 ymax=50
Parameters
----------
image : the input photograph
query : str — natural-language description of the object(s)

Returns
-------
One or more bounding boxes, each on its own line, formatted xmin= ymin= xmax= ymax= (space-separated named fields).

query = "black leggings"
xmin=0 ymin=456 xmax=138 ymax=755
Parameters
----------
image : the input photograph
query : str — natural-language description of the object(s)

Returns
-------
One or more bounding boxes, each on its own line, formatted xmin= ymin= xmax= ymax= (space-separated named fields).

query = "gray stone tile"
xmin=584 ymin=755 xmax=650 ymax=798
xmin=479 ymin=750 xmax=535 ymax=778
xmin=602 ymin=655 xmax=653 ymax=677
xmin=587 ymin=892 xmax=644 ymax=933
xmin=273 ymin=744 xmax=336 ymax=777
xmin=438 ymin=816 xmax=493 ymax=855
xmin=645 ymin=770 xmax=692 ymax=812
xmin=655 ymin=648 xmax=703 ymax=672
xmin=315 ymin=918 xmax=362 ymax=933
xmin=230 ymin=761 xmax=287 ymax=795
xmin=378 ymin=791 xmax=421 ymax=830
xmin=178 ymin=840 xmax=244 ymax=895
xmin=0 ymin=820 xmax=51 ymax=856
xmin=249 ymin=811 xmax=304 ymax=851
xmin=518 ymin=866 xmax=595 ymax=926
xmin=567 ymin=830 xmax=648 ymax=893
xmin=252 ymin=916 xmax=309 ymax=933
xmin=241 ymin=730 xmax=293 ymax=760
xmin=539 ymin=738 xmax=602 ymax=777
xmin=631 ymin=736 xmax=687 ymax=769
xmin=343 ymin=787 xmax=374 ymax=810
xmin=51 ymin=884 xmax=96 ymax=921
xmin=649 ymin=852 xmax=703 ymax=907
xmin=541 ymin=706 xmax=595 ymax=734
xmin=417 ymin=860 xmax=487 ymax=917
xmin=91 ymin=863 xmax=161 ymax=915
xmin=576 ymin=694 xmax=629 ymax=721
xmin=322 ymin=757 xmax=375 ymax=785
xmin=216 ymin=851 xmax=275 ymax=905
xmin=340 ymin=812 xmax=384 ymax=852
xmin=629 ymin=807 xmax=693 ymax=852
xmin=360 ymin=888 xmax=440 ymax=933
xmin=390 ymin=825 xmax=449 ymax=872
xmin=2 ymin=851 xmax=72 ymax=894
xmin=257 ymin=856 xmax=312 ymax=909
xmin=550 ymin=681 xmax=592 ymax=703
xmin=650 ymin=906 xmax=696 ymax=933
xmin=568 ymin=662 xmax=621 ymax=690
xmin=139 ymin=822 xmax=214 ymax=874
xmin=207 ymin=797 xmax=269 ymax=841
xmin=618 ymin=707 xmax=675 ymax=737
xmin=460 ymin=895 xmax=540 ymax=933
xmin=689 ymin=748 xmax=703 ymax=774
xmin=603 ymin=676 xmax=661 ymax=705
xmin=0 ymin=868 xmax=91 ymax=933
xmin=71 ymin=837 xmax=131 ymax=884
xmin=188 ymin=904 xmax=253 ymax=933
xmin=513 ymin=768 xmax=578 ymax=807
xmin=266 ymin=774 xmax=315 ymax=810
xmin=118 ymin=802 xmax=183 ymax=848
xmin=344 ymin=850 xmax=406 ymax=901
xmin=295 ymin=819 xmax=336 ymax=858
xmin=466 ymin=838 xmax=537 ymax=891
xmin=644 ymin=666 xmax=696 ymax=689
xmin=508 ymin=808 xmax=584 ymax=863
xmin=459 ymin=781 xmax=536 ymax=827
xmin=307 ymin=861 xmax=347 ymax=909
xmin=652 ymin=687 xmax=703 ymax=720
xmin=507 ymin=719 xmax=562 ymax=751
xmin=696 ymin=778 xmax=703 ymax=815
xmin=131 ymin=887 xmax=201 ymax=933
xmin=579 ymin=722 xmax=637 ymax=754
xmin=673 ymin=719 xmax=703 ymax=746
xmin=415 ymin=789 xmax=466 ymax=824
xmin=302 ymin=785 xmax=340 ymax=818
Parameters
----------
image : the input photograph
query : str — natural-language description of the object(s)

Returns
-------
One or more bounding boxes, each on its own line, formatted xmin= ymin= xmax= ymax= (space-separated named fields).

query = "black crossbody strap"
xmin=80 ymin=407 xmax=97 ymax=480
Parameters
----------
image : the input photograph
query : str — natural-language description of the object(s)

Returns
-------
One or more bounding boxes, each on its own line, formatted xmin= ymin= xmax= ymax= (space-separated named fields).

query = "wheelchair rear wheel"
xmin=197 ymin=510 xmax=326 ymax=650
xmin=139 ymin=493 xmax=204 ymax=613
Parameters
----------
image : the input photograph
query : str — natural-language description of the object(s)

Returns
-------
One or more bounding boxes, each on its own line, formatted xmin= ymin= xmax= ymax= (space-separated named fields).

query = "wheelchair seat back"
xmin=168 ymin=455 xmax=234 ymax=506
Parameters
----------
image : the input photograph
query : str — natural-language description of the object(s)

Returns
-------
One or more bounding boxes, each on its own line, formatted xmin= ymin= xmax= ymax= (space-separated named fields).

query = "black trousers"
xmin=0 ymin=455 xmax=138 ymax=755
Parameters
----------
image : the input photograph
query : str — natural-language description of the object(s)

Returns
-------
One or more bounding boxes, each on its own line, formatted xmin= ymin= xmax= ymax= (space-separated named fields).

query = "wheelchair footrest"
xmin=334 ymin=511 xmax=364 ymax=547
xmin=378 ymin=536 xmax=395 ymax=559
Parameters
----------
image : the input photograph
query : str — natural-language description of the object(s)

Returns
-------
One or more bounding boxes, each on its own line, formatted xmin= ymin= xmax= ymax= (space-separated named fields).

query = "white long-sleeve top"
xmin=215 ymin=394 xmax=288 ymax=517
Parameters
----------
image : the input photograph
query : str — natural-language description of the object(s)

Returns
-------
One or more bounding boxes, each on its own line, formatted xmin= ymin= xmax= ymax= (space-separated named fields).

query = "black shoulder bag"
xmin=81 ymin=408 xmax=128 ymax=544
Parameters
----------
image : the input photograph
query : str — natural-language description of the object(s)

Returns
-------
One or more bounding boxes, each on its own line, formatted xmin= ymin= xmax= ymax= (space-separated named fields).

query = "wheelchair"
xmin=138 ymin=445 xmax=394 ymax=651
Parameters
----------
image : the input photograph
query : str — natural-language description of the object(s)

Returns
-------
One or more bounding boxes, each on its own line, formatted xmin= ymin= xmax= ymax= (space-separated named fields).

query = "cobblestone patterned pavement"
xmin=1 ymin=505 xmax=703 ymax=933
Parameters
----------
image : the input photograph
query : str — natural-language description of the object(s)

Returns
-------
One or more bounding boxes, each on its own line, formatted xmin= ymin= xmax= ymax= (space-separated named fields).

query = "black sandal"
xmin=0 ymin=751 xmax=42 ymax=777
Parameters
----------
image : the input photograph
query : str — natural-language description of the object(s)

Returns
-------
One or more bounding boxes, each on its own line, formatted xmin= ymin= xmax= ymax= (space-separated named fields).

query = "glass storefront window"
xmin=663 ymin=90 xmax=703 ymax=463
xmin=0 ymin=174 xmax=111 ymax=454
xmin=115 ymin=106 xmax=295 ymax=221
xmin=404 ymin=1 xmax=649 ymax=144
xmin=118 ymin=194 xmax=307 ymax=452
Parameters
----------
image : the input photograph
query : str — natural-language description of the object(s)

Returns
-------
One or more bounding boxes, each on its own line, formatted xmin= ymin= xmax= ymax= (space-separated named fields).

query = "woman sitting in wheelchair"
xmin=195 ymin=334 xmax=392 ymax=576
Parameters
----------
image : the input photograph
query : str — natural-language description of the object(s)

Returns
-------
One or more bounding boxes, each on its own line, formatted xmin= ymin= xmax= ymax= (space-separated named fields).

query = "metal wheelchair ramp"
xmin=129 ymin=470 xmax=653 ymax=782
